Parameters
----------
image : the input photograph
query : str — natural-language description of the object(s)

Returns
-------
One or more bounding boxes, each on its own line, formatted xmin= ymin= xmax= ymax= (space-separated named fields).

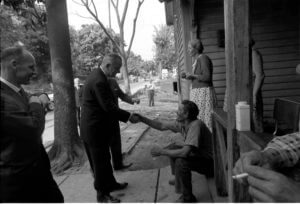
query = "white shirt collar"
xmin=0 ymin=76 xmax=21 ymax=93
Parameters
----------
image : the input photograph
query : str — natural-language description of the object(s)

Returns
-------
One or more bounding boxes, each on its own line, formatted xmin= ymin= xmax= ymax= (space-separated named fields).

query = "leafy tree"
xmin=71 ymin=24 xmax=120 ymax=76
xmin=75 ymin=0 xmax=145 ymax=94
xmin=153 ymin=25 xmax=176 ymax=76
xmin=46 ymin=0 xmax=85 ymax=174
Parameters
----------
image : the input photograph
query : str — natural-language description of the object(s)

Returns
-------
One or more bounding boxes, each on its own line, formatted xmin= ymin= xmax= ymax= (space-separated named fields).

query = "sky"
xmin=66 ymin=0 xmax=166 ymax=60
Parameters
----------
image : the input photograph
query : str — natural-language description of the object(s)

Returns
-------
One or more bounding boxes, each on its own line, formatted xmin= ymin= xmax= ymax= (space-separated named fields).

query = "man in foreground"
xmin=80 ymin=53 xmax=138 ymax=202
xmin=0 ymin=46 xmax=63 ymax=202
xmin=134 ymin=100 xmax=213 ymax=202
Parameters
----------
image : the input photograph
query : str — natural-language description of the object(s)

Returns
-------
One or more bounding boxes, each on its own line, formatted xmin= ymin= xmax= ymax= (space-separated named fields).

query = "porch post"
xmin=179 ymin=0 xmax=193 ymax=100
xmin=224 ymin=0 xmax=250 ymax=202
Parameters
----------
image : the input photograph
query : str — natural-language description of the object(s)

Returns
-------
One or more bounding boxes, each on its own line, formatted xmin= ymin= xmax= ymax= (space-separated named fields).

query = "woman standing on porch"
xmin=181 ymin=39 xmax=217 ymax=132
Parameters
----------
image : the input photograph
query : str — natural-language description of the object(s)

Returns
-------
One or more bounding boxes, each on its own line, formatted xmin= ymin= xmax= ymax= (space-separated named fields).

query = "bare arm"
xmin=159 ymin=145 xmax=192 ymax=158
xmin=138 ymin=114 xmax=181 ymax=133
xmin=252 ymin=50 xmax=265 ymax=101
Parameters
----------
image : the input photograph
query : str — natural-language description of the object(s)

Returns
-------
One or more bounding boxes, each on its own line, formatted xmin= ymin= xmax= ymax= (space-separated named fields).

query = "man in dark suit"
xmin=0 ymin=46 xmax=63 ymax=202
xmin=80 ymin=53 xmax=138 ymax=202
xmin=108 ymin=77 xmax=140 ymax=170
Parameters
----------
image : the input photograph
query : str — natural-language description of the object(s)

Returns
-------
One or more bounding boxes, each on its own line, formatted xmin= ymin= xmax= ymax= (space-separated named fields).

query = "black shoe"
xmin=114 ymin=163 xmax=133 ymax=170
xmin=110 ymin=182 xmax=128 ymax=192
xmin=175 ymin=194 xmax=197 ymax=203
xmin=97 ymin=194 xmax=120 ymax=203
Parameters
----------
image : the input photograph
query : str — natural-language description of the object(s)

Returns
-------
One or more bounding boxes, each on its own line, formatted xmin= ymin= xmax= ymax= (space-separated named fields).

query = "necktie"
xmin=19 ymin=88 xmax=29 ymax=102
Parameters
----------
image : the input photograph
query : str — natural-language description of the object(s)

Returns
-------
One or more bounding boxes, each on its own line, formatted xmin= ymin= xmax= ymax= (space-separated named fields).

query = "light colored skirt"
xmin=190 ymin=87 xmax=217 ymax=133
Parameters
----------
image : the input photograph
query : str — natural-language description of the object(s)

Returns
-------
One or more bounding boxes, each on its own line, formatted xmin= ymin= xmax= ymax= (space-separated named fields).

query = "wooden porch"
xmin=160 ymin=0 xmax=300 ymax=202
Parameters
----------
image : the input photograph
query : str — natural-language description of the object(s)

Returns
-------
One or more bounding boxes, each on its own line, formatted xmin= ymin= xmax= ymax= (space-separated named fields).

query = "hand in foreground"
xmin=151 ymin=145 xmax=163 ymax=157
xmin=129 ymin=113 xmax=140 ymax=123
xmin=132 ymin=98 xmax=140 ymax=104
xmin=233 ymin=150 xmax=271 ymax=176
xmin=245 ymin=165 xmax=300 ymax=202
xmin=29 ymin=96 xmax=41 ymax=104
xmin=181 ymin=72 xmax=186 ymax=79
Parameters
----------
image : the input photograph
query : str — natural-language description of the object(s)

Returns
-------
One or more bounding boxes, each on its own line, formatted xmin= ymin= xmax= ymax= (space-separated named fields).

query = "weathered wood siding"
xmin=194 ymin=0 xmax=300 ymax=121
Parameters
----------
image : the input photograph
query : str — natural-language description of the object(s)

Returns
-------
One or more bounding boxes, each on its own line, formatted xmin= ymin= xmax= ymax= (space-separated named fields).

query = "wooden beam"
xmin=179 ymin=0 xmax=193 ymax=100
xmin=224 ymin=0 xmax=250 ymax=202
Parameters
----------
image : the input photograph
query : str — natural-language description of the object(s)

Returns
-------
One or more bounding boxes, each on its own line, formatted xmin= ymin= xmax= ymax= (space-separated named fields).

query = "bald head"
xmin=1 ymin=46 xmax=36 ymax=86
xmin=100 ymin=53 xmax=122 ymax=77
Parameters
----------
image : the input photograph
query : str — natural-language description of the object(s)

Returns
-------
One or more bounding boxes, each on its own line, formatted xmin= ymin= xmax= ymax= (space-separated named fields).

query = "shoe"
xmin=97 ymin=194 xmax=120 ymax=203
xmin=175 ymin=194 xmax=197 ymax=203
xmin=168 ymin=178 xmax=175 ymax=185
xmin=110 ymin=182 xmax=128 ymax=192
xmin=114 ymin=163 xmax=133 ymax=170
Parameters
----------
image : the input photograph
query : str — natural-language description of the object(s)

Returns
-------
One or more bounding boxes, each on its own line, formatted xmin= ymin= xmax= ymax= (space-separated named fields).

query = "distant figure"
xmin=80 ymin=53 xmax=139 ymax=202
xmin=134 ymin=100 xmax=213 ymax=202
xmin=223 ymin=39 xmax=265 ymax=133
xmin=74 ymin=78 xmax=81 ymax=127
xmin=108 ymin=77 xmax=140 ymax=170
xmin=181 ymin=39 xmax=217 ymax=133
xmin=0 ymin=46 xmax=63 ymax=202
xmin=147 ymin=80 xmax=155 ymax=107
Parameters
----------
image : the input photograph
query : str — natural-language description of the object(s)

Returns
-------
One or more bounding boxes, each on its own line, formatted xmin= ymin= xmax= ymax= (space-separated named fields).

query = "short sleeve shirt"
xmin=171 ymin=120 xmax=213 ymax=160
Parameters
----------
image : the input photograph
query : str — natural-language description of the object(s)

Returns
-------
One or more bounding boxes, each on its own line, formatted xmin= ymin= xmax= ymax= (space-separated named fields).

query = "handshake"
xmin=129 ymin=113 xmax=142 ymax=123
xmin=29 ymin=94 xmax=50 ymax=108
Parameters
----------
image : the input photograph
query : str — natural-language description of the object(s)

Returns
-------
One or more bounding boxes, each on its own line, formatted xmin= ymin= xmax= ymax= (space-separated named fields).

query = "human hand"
xmin=129 ymin=113 xmax=140 ymax=123
xmin=151 ymin=145 xmax=163 ymax=157
xmin=181 ymin=72 xmax=186 ymax=79
xmin=39 ymin=93 xmax=50 ymax=108
xmin=245 ymin=165 xmax=300 ymax=202
xmin=29 ymin=96 xmax=41 ymax=104
xmin=186 ymin=73 xmax=195 ymax=80
xmin=233 ymin=150 xmax=271 ymax=183
xmin=132 ymin=98 xmax=140 ymax=104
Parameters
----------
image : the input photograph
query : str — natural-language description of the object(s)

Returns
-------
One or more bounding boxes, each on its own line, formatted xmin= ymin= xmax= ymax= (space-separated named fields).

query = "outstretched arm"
xmin=137 ymin=114 xmax=181 ymax=133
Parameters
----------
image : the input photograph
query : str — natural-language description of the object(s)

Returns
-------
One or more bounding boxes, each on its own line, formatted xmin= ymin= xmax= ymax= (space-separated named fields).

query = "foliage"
xmin=70 ymin=24 xmax=121 ymax=76
xmin=153 ymin=25 xmax=176 ymax=71
xmin=0 ymin=1 xmax=50 ymax=82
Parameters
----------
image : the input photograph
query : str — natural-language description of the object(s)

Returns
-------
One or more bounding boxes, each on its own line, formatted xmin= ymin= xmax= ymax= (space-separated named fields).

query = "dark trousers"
xmin=109 ymin=125 xmax=123 ymax=168
xmin=147 ymin=90 xmax=155 ymax=106
xmin=169 ymin=156 xmax=214 ymax=199
xmin=76 ymin=107 xmax=81 ymax=127
xmin=0 ymin=154 xmax=64 ymax=202
xmin=84 ymin=142 xmax=117 ymax=195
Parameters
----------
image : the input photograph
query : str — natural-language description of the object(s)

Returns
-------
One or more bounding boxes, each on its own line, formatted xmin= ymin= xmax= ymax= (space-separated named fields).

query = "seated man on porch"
xmin=233 ymin=131 xmax=300 ymax=202
xmin=134 ymin=100 xmax=214 ymax=202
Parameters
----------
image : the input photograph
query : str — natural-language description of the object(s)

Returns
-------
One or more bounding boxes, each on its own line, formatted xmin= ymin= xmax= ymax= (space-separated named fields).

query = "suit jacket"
xmin=108 ymin=77 xmax=134 ymax=106
xmin=0 ymin=81 xmax=49 ymax=198
xmin=80 ymin=68 xmax=131 ymax=146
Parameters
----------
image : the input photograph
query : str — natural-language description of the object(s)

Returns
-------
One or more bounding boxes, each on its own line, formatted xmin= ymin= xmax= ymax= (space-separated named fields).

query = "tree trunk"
xmin=121 ymin=55 xmax=131 ymax=94
xmin=45 ymin=0 xmax=85 ymax=175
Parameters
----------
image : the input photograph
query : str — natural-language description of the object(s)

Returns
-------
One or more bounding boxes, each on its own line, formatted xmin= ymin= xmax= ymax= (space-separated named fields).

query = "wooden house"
xmin=159 ymin=0 xmax=300 ymax=202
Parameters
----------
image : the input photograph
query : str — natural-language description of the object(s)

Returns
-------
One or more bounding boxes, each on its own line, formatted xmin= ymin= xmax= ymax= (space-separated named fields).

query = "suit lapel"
xmin=0 ymin=81 xmax=29 ymax=107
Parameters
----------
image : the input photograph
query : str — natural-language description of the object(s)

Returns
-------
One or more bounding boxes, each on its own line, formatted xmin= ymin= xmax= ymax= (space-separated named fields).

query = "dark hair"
xmin=190 ymin=39 xmax=204 ymax=53
xmin=181 ymin=100 xmax=199 ymax=120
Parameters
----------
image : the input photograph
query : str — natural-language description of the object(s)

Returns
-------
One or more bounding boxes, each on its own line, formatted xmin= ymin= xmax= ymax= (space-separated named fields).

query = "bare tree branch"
xmin=72 ymin=0 xmax=84 ymax=7
xmin=74 ymin=12 xmax=95 ymax=21
xmin=90 ymin=0 xmax=98 ymax=18
xmin=110 ymin=0 xmax=121 ymax=28
xmin=120 ymin=0 xmax=129 ymax=27
xmin=127 ymin=0 xmax=144 ymax=57
xmin=79 ymin=0 xmax=121 ymax=53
